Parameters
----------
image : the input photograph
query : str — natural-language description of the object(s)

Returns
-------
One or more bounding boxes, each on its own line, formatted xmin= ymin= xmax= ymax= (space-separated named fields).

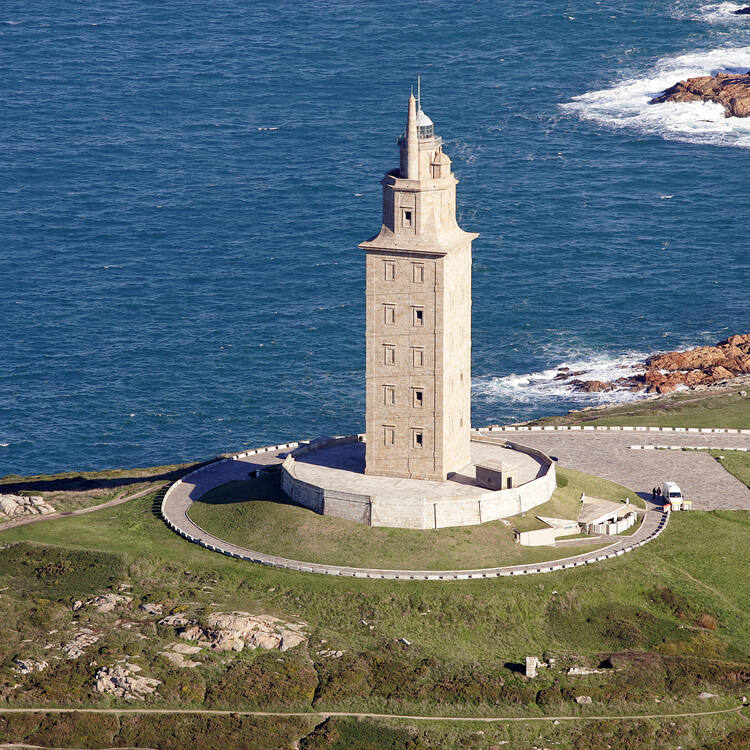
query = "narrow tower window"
xmin=413 ymin=389 xmax=423 ymax=408
xmin=412 ymin=429 xmax=424 ymax=448
xmin=383 ymin=260 xmax=396 ymax=280
xmin=411 ymin=347 xmax=424 ymax=368
xmin=413 ymin=307 xmax=424 ymax=327
xmin=412 ymin=262 xmax=424 ymax=283
xmin=383 ymin=425 xmax=395 ymax=446
xmin=383 ymin=304 xmax=395 ymax=325
xmin=383 ymin=385 xmax=396 ymax=405
xmin=403 ymin=209 xmax=413 ymax=228
xmin=383 ymin=344 xmax=396 ymax=365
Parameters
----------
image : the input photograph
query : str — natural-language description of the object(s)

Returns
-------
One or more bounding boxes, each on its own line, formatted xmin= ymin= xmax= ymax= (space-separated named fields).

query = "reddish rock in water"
xmin=569 ymin=334 xmax=750 ymax=395
xmin=650 ymin=72 xmax=750 ymax=118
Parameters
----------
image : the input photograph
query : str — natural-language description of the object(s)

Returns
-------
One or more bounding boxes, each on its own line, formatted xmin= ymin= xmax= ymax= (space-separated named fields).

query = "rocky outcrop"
xmin=158 ymin=611 xmax=307 ymax=653
xmin=650 ymin=72 xmax=750 ymax=118
xmin=733 ymin=6 xmax=750 ymax=14
xmin=75 ymin=593 xmax=132 ymax=613
xmin=0 ymin=494 xmax=55 ymax=519
xmin=62 ymin=628 xmax=100 ymax=659
xmin=93 ymin=663 xmax=160 ymax=700
xmin=572 ymin=334 xmax=750 ymax=395
xmin=13 ymin=658 xmax=48 ymax=675
xmin=159 ymin=643 xmax=201 ymax=669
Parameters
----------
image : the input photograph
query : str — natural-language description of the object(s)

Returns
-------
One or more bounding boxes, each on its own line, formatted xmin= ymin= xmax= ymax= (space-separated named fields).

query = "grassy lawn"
xmin=709 ymin=450 xmax=750 ymax=490
xmin=186 ymin=471 xmax=621 ymax=570
xmin=531 ymin=386 xmax=750 ymax=429
xmin=2 ymin=460 xmax=750 ymax=747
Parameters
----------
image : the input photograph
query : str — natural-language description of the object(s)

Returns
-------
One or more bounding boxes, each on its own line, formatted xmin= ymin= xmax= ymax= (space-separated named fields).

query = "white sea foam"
xmin=694 ymin=2 xmax=750 ymax=23
xmin=473 ymin=351 xmax=652 ymax=409
xmin=562 ymin=46 xmax=750 ymax=148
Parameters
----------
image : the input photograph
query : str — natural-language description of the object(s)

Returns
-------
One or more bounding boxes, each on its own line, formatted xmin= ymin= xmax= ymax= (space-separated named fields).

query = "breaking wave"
xmin=692 ymin=2 xmax=750 ymax=23
xmin=562 ymin=46 xmax=750 ymax=148
xmin=473 ymin=350 xmax=655 ymax=413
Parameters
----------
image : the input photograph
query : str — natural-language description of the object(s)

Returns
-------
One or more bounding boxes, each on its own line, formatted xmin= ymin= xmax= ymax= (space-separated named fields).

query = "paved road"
xmin=496 ymin=431 xmax=750 ymax=510
xmin=161 ymin=444 xmax=668 ymax=579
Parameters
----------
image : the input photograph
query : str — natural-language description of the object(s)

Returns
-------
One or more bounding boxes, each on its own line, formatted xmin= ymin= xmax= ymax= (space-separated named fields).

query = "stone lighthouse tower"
xmin=360 ymin=88 xmax=478 ymax=481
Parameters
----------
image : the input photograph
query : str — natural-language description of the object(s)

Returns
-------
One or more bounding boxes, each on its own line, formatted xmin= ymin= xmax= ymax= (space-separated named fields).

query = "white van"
xmin=661 ymin=481 xmax=683 ymax=510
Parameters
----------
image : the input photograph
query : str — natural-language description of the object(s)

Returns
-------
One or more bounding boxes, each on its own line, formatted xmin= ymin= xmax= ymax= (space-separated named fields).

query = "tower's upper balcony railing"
xmin=397 ymin=134 xmax=442 ymax=148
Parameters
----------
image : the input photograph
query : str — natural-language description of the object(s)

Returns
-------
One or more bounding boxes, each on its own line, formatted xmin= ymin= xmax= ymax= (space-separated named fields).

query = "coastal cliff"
xmin=650 ymin=72 xmax=750 ymax=117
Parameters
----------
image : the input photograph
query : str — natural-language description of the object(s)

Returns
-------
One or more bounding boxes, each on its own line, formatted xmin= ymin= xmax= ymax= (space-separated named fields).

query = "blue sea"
xmin=2 ymin=0 xmax=749 ymax=477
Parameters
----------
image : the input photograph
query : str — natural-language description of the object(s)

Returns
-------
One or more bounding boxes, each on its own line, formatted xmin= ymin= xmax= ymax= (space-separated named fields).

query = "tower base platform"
xmin=280 ymin=435 xmax=557 ymax=529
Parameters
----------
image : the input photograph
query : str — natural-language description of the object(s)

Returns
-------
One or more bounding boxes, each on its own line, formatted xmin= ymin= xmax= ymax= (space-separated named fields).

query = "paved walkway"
xmin=0 ymin=704 xmax=743 ymax=723
xmin=160 ymin=442 xmax=669 ymax=580
xmin=487 ymin=430 xmax=750 ymax=510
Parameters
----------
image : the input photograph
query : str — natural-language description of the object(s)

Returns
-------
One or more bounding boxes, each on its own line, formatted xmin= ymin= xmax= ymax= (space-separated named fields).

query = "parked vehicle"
xmin=661 ymin=481 xmax=684 ymax=510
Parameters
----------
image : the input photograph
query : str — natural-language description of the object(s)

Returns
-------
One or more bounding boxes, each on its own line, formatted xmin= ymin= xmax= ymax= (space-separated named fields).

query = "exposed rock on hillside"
xmin=13 ymin=658 xmax=48 ymax=674
xmin=62 ymin=628 xmax=101 ymax=659
xmin=158 ymin=611 xmax=307 ymax=653
xmin=93 ymin=663 xmax=160 ymax=700
xmin=75 ymin=593 xmax=132 ymax=613
xmin=650 ymin=72 xmax=750 ymax=118
xmin=0 ymin=494 xmax=55 ymax=519
xmin=572 ymin=334 xmax=750 ymax=395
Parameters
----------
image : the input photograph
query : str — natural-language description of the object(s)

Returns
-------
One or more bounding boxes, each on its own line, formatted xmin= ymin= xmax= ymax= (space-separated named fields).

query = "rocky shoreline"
xmin=650 ymin=71 xmax=750 ymax=118
xmin=568 ymin=334 xmax=750 ymax=395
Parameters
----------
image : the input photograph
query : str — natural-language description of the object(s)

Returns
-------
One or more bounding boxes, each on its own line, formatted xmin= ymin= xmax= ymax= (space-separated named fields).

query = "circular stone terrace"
xmin=280 ymin=435 xmax=556 ymax=529
xmin=160 ymin=431 xmax=674 ymax=580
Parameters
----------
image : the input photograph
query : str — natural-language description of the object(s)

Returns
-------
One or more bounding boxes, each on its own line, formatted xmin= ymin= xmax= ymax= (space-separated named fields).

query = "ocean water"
xmin=1 ymin=0 xmax=749 ymax=476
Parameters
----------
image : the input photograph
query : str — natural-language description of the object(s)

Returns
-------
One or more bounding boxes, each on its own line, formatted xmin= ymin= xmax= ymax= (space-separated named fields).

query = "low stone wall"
xmin=280 ymin=434 xmax=557 ymax=530
xmin=477 ymin=425 xmax=750 ymax=435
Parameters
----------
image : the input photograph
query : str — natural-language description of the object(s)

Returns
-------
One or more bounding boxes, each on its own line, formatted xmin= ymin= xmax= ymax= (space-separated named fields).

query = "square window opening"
xmin=413 ymin=307 xmax=424 ymax=326
xmin=412 ymin=263 xmax=425 ymax=283
xmin=413 ymin=430 xmax=424 ymax=448
xmin=413 ymin=389 xmax=423 ymax=408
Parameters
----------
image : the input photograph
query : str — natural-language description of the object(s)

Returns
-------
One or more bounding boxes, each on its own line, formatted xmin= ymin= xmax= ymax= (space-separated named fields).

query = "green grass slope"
xmin=186 ymin=467 xmax=640 ymax=569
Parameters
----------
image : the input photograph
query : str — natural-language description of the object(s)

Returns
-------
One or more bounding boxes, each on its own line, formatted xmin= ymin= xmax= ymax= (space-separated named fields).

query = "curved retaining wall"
xmin=280 ymin=435 xmax=557 ymax=529
xmin=159 ymin=442 xmax=670 ymax=579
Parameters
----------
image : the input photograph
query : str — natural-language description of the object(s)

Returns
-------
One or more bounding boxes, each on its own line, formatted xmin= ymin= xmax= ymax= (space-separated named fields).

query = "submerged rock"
xmin=650 ymin=72 xmax=750 ymax=118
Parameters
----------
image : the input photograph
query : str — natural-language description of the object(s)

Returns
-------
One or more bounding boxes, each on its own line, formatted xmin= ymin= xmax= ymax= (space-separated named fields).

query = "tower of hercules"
xmin=359 ymin=88 xmax=478 ymax=481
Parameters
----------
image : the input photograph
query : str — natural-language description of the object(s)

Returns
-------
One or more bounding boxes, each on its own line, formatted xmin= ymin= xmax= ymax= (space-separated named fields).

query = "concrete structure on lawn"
xmin=281 ymin=434 xmax=557 ymax=529
xmin=515 ymin=493 xmax=639 ymax=546
xmin=359 ymin=87 xmax=477 ymax=481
